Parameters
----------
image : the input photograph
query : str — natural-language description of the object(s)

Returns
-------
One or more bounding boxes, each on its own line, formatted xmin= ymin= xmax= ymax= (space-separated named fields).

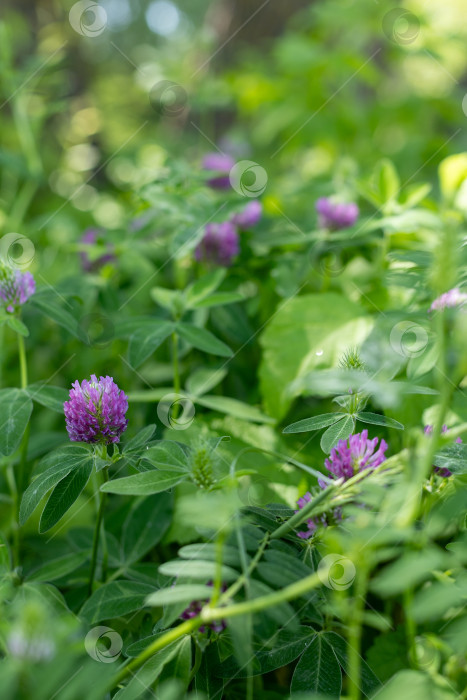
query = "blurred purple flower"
xmin=202 ymin=152 xmax=235 ymax=189
xmin=231 ymin=200 xmax=262 ymax=229
xmin=296 ymin=492 xmax=328 ymax=540
xmin=428 ymin=287 xmax=467 ymax=313
xmin=0 ymin=265 xmax=35 ymax=313
xmin=64 ymin=374 xmax=128 ymax=444
xmin=424 ymin=424 xmax=462 ymax=477
xmin=80 ymin=229 xmax=115 ymax=272
xmin=195 ymin=221 xmax=239 ymax=266
xmin=180 ymin=581 xmax=226 ymax=633
xmin=323 ymin=430 xmax=388 ymax=484
xmin=315 ymin=197 xmax=359 ymax=230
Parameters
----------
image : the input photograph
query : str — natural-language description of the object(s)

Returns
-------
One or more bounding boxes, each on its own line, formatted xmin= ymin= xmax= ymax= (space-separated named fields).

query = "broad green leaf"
xmin=259 ymin=293 xmax=371 ymax=419
xmin=20 ymin=445 xmax=93 ymax=525
xmin=375 ymin=159 xmax=400 ymax=204
xmin=158 ymin=559 xmax=238 ymax=582
xmin=195 ymin=394 xmax=274 ymax=423
xmin=114 ymin=639 xmax=187 ymax=700
xmin=215 ymin=627 xmax=316 ymax=678
xmin=146 ymin=584 xmax=213 ymax=607
xmin=178 ymin=543 xmax=243 ymax=567
xmin=177 ymin=323 xmax=232 ymax=357
xmin=122 ymin=492 xmax=173 ymax=565
xmin=283 ymin=413 xmax=346 ymax=434
xmin=30 ymin=291 xmax=79 ymax=337
xmin=123 ymin=424 xmax=157 ymax=453
xmin=150 ymin=286 xmax=183 ymax=312
xmin=326 ymin=631 xmax=381 ymax=697
xmin=7 ymin=316 xmax=29 ymax=336
xmin=356 ymin=412 xmax=404 ymax=430
xmin=291 ymin=634 xmax=342 ymax=697
xmin=433 ymin=443 xmax=467 ymax=475
xmin=39 ymin=462 xmax=93 ymax=533
xmin=128 ymin=321 xmax=174 ymax=368
xmin=411 ymin=579 xmax=467 ymax=623
xmin=185 ymin=367 xmax=227 ymax=396
xmin=370 ymin=548 xmax=447 ymax=597
xmin=0 ymin=388 xmax=33 ymax=456
xmin=80 ymin=581 xmax=156 ymax=623
xmin=26 ymin=384 xmax=68 ymax=413
xmin=101 ymin=470 xmax=188 ymax=496
xmin=320 ymin=415 xmax=355 ymax=453
xmin=143 ymin=441 xmax=191 ymax=471
xmin=27 ymin=551 xmax=88 ymax=583
xmin=159 ymin=636 xmax=192 ymax=689
xmin=439 ymin=152 xmax=467 ymax=201
xmin=372 ymin=669 xmax=457 ymax=699
xmin=185 ymin=269 xmax=226 ymax=306
xmin=191 ymin=292 xmax=244 ymax=309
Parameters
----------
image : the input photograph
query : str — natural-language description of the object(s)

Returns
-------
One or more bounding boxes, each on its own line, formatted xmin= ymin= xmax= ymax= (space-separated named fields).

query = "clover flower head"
xmin=428 ymin=287 xmax=467 ymax=313
xmin=195 ymin=221 xmax=239 ymax=266
xmin=231 ymin=200 xmax=262 ymax=229
xmin=180 ymin=581 xmax=227 ymax=633
xmin=424 ymin=423 xmax=462 ymax=477
xmin=0 ymin=261 xmax=35 ymax=313
xmin=315 ymin=197 xmax=359 ymax=230
xmin=324 ymin=430 xmax=388 ymax=482
xmin=64 ymin=375 xmax=128 ymax=444
xmin=202 ymin=152 xmax=235 ymax=189
xmin=296 ymin=492 xmax=328 ymax=540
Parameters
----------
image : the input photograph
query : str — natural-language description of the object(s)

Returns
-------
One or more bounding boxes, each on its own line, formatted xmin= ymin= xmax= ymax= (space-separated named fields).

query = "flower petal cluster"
xmin=80 ymin=229 xmax=115 ymax=272
xmin=0 ymin=264 xmax=35 ymax=313
xmin=324 ymin=430 xmax=388 ymax=482
xmin=195 ymin=221 xmax=239 ymax=266
xmin=64 ymin=375 xmax=128 ymax=444
xmin=315 ymin=197 xmax=359 ymax=230
xmin=202 ymin=152 xmax=235 ymax=189
xmin=231 ymin=200 xmax=262 ymax=229
xmin=180 ymin=582 xmax=226 ymax=633
xmin=428 ymin=287 xmax=467 ymax=312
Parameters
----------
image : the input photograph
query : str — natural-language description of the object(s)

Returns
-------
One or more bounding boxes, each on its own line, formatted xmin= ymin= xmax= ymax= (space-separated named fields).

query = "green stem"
xmin=219 ymin=533 xmax=270 ymax=603
xmin=172 ymin=331 xmax=180 ymax=419
xmin=15 ymin=332 xmax=29 ymax=564
xmin=404 ymin=588 xmax=417 ymax=668
xmin=347 ymin=566 xmax=368 ymax=700
xmin=188 ymin=641 xmax=202 ymax=685
xmin=111 ymin=568 xmax=324 ymax=690
xmin=112 ymin=618 xmax=202 ymax=688
xmin=88 ymin=466 xmax=109 ymax=596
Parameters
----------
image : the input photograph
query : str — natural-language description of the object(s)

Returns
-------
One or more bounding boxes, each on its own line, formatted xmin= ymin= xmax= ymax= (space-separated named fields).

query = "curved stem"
xmin=88 ymin=466 xmax=109 ymax=596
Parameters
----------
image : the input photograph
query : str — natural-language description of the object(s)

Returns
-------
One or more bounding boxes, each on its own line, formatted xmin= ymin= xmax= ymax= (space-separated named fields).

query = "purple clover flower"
xmin=428 ymin=288 xmax=467 ymax=313
xmin=80 ymin=229 xmax=115 ymax=272
xmin=296 ymin=492 xmax=328 ymax=540
xmin=195 ymin=221 xmax=239 ymax=266
xmin=0 ymin=265 xmax=35 ymax=313
xmin=231 ymin=200 xmax=262 ymax=229
xmin=64 ymin=375 xmax=128 ymax=444
xmin=202 ymin=152 xmax=235 ymax=189
xmin=323 ymin=430 xmax=388 ymax=483
xmin=315 ymin=197 xmax=359 ymax=230
xmin=180 ymin=581 xmax=226 ymax=633
xmin=424 ymin=424 xmax=462 ymax=477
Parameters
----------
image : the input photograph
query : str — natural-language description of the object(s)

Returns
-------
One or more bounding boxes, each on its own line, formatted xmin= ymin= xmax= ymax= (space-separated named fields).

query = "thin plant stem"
xmin=347 ymin=565 xmax=368 ymax=700
xmin=15 ymin=331 xmax=29 ymax=564
xmin=172 ymin=331 xmax=180 ymax=420
xmin=88 ymin=466 xmax=109 ymax=596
